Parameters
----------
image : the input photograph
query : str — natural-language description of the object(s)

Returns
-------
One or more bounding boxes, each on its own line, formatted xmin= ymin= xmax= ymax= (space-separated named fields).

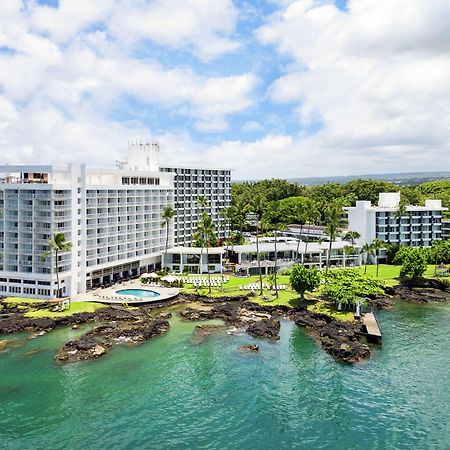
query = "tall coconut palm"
xmin=233 ymin=197 xmax=250 ymax=237
xmin=324 ymin=204 xmax=347 ymax=275
xmin=343 ymin=245 xmax=357 ymax=268
xmin=194 ymin=197 xmax=210 ymax=274
xmin=303 ymin=199 xmax=320 ymax=266
xmin=249 ymin=194 xmax=266 ymax=295
xmin=292 ymin=199 xmax=307 ymax=262
xmin=371 ymin=238 xmax=385 ymax=278
xmin=161 ymin=206 xmax=176 ymax=269
xmin=219 ymin=206 xmax=237 ymax=291
xmin=393 ymin=199 xmax=409 ymax=246
xmin=41 ymin=232 xmax=72 ymax=302
xmin=360 ymin=243 xmax=373 ymax=274
xmin=431 ymin=240 xmax=449 ymax=275
xmin=262 ymin=202 xmax=284 ymax=298
xmin=197 ymin=195 xmax=209 ymax=213
xmin=196 ymin=212 xmax=216 ymax=294
xmin=344 ymin=230 xmax=361 ymax=266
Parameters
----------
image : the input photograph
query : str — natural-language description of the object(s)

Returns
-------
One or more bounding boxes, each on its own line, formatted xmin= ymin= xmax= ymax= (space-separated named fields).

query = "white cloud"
xmin=108 ymin=0 xmax=241 ymax=61
xmin=254 ymin=0 xmax=450 ymax=176
xmin=29 ymin=0 xmax=114 ymax=43
xmin=0 ymin=0 xmax=258 ymax=166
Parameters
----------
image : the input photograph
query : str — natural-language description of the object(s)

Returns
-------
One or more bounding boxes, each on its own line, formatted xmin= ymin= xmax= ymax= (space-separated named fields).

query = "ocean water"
xmin=1 ymin=302 xmax=450 ymax=450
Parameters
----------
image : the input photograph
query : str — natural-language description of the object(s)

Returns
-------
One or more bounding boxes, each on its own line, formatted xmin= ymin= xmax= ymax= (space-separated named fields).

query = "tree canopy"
xmin=320 ymin=269 xmax=385 ymax=306
xmin=290 ymin=265 xmax=321 ymax=300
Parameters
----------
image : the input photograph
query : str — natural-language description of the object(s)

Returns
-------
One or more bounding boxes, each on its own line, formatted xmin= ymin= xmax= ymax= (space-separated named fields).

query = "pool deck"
xmin=72 ymin=280 xmax=180 ymax=305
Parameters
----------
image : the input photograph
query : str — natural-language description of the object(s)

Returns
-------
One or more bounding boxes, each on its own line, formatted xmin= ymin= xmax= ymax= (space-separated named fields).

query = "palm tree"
xmin=293 ymin=202 xmax=307 ymax=262
xmin=393 ymin=199 xmax=409 ymax=246
xmin=324 ymin=204 xmax=347 ymax=275
xmin=197 ymin=195 xmax=209 ymax=213
xmin=219 ymin=206 xmax=237 ymax=291
xmin=233 ymin=197 xmax=250 ymax=236
xmin=196 ymin=212 xmax=216 ymax=294
xmin=249 ymin=195 xmax=266 ymax=296
xmin=41 ymin=232 xmax=72 ymax=302
xmin=360 ymin=243 xmax=373 ymax=274
xmin=344 ymin=230 xmax=361 ymax=266
xmin=343 ymin=245 xmax=357 ymax=268
xmin=371 ymin=238 xmax=385 ymax=278
xmin=303 ymin=199 xmax=320 ymax=266
xmin=262 ymin=202 xmax=285 ymax=298
xmin=161 ymin=206 xmax=176 ymax=269
xmin=194 ymin=197 xmax=210 ymax=275
xmin=431 ymin=240 xmax=447 ymax=276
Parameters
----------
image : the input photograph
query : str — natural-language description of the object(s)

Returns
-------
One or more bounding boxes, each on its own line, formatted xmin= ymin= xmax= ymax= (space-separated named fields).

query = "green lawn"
xmin=307 ymin=302 xmax=355 ymax=322
xmin=3 ymin=297 xmax=47 ymax=304
xmin=356 ymin=264 xmax=442 ymax=286
xmin=24 ymin=302 xmax=106 ymax=318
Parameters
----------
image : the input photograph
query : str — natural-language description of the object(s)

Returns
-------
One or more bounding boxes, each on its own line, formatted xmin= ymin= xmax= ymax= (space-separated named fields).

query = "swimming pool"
xmin=116 ymin=289 xmax=161 ymax=299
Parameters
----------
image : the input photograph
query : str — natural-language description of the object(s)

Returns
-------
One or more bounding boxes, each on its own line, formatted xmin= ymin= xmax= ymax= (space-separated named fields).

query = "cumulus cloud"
xmin=0 ymin=0 xmax=257 ymax=166
xmin=255 ymin=0 xmax=450 ymax=177
xmin=109 ymin=0 xmax=241 ymax=61
xmin=1 ymin=0 xmax=450 ymax=179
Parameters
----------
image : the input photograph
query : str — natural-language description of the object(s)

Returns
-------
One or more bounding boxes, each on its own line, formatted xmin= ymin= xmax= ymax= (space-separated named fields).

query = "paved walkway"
xmin=72 ymin=280 xmax=180 ymax=305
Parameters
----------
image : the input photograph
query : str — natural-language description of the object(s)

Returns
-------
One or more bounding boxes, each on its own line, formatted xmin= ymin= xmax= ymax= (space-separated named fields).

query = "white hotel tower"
xmin=0 ymin=141 xmax=231 ymax=299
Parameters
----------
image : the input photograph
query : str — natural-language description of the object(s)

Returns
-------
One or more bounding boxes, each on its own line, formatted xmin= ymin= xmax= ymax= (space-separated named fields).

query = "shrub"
xmin=290 ymin=265 xmax=321 ymax=300
xmin=399 ymin=248 xmax=428 ymax=280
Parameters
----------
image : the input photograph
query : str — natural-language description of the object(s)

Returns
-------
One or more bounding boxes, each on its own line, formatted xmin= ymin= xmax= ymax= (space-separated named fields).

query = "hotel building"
xmin=346 ymin=193 xmax=447 ymax=259
xmin=0 ymin=141 xmax=231 ymax=299
xmin=160 ymin=166 xmax=231 ymax=246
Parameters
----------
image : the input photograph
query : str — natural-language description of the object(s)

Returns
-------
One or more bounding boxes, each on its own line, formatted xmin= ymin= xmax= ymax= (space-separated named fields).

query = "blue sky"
xmin=1 ymin=0 xmax=449 ymax=179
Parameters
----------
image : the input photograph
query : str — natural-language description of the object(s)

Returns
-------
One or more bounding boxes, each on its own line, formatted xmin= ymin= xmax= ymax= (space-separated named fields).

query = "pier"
xmin=362 ymin=312 xmax=382 ymax=344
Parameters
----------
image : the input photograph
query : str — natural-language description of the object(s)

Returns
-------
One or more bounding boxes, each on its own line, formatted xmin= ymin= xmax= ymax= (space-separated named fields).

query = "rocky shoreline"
xmin=177 ymin=299 xmax=370 ymax=362
xmin=1 ymin=278 xmax=449 ymax=364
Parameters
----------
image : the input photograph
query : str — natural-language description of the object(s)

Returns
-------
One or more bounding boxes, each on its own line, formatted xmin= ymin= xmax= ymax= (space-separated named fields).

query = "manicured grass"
xmin=3 ymin=297 xmax=46 ymax=304
xmin=357 ymin=264 xmax=401 ymax=280
xmin=182 ymin=275 xmax=355 ymax=321
xmin=307 ymin=302 xmax=354 ymax=322
xmin=24 ymin=302 xmax=106 ymax=318
xmin=357 ymin=264 xmax=444 ymax=286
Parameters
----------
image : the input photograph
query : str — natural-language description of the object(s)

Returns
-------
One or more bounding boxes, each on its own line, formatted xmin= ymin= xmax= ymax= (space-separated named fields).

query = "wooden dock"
xmin=362 ymin=312 xmax=382 ymax=344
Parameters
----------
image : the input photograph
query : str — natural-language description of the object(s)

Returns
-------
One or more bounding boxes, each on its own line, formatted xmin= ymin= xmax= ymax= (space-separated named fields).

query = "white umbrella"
xmin=149 ymin=272 xmax=160 ymax=279
xmin=161 ymin=275 xmax=178 ymax=283
xmin=140 ymin=273 xmax=151 ymax=278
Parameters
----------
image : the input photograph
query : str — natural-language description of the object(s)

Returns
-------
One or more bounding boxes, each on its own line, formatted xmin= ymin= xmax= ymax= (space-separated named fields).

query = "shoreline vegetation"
xmin=1 ymin=266 xmax=449 ymax=364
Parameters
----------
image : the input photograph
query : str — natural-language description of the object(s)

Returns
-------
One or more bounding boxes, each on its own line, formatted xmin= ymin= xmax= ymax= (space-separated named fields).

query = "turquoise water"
xmin=116 ymin=288 xmax=160 ymax=298
xmin=1 ymin=302 xmax=450 ymax=449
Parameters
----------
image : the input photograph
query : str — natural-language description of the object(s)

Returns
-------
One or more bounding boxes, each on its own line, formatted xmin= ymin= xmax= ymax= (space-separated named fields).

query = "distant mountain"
xmin=235 ymin=172 xmax=450 ymax=186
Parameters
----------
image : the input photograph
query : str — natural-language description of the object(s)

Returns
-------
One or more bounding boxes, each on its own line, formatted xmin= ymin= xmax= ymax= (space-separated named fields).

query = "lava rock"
xmin=239 ymin=344 xmax=259 ymax=352
xmin=246 ymin=319 xmax=281 ymax=341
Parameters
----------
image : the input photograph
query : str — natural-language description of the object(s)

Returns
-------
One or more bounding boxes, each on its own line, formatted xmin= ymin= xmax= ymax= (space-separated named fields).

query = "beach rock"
xmin=55 ymin=318 xmax=170 ymax=363
xmin=368 ymin=297 xmax=394 ymax=310
xmin=246 ymin=319 xmax=280 ymax=341
xmin=156 ymin=312 xmax=172 ymax=320
xmin=0 ymin=340 xmax=7 ymax=351
xmin=92 ymin=345 xmax=106 ymax=357
xmin=239 ymin=344 xmax=259 ymax=352
xmin=179 ymin=307 xmax=214 ymax=321
xmin=292 ymin=310 xmax=370 ymax=363
xmin=391 ymin=286 xmax=449 ymax=303
xmin=403 ymin=278 xmax=450 ymax=292
xmin=190 ymin=324 xmax=225 ymax=345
